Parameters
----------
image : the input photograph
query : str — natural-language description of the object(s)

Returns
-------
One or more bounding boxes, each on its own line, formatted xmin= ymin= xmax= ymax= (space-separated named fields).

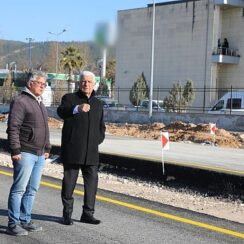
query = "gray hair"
xmin=28 ymin=71 xmax=48 ymax=82
xmin=80 ymin=71 xmax=96 ymax=83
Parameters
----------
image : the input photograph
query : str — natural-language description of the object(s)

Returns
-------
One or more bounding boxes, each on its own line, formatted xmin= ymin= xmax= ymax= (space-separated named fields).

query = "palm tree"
xmin=60 ymin=46 xmax=85 ymax=92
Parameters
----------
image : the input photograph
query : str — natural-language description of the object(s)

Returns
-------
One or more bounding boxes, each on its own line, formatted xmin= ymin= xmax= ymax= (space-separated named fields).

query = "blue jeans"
xmin=8 ymin=152 xmax=45 ymax=226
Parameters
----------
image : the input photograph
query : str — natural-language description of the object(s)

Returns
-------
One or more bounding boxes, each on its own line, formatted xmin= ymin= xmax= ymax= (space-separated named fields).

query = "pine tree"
xmin=129 ymin=72 xmax=149 ymax=106
xmin=163 ymin=80 xmax=195 ymax=112
xmin=182 ymin=79 xmax=195 ymax=105
xmin=2 ymin=72 xmax=13 ymax=103
xmin=96 ymin=80 xmax=109 ymax=97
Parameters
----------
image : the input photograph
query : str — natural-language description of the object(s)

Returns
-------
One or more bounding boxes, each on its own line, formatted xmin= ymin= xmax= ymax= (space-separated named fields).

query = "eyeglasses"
xmin=81 ymin=80 xmax=94 ymax=84
xmin=31 ymin=80 xmax=47 ymax=87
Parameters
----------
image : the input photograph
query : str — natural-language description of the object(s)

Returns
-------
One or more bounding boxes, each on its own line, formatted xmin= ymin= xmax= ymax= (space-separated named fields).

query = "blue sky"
xmin=0 ymin=0 xmax=165 ymax=43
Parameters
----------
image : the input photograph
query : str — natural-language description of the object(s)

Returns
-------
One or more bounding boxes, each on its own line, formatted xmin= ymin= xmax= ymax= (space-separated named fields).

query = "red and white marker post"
xmin=160 ymin=131 xmax=169 ymax=175
xmin=209 ymin=123 xmax=217 ymax=145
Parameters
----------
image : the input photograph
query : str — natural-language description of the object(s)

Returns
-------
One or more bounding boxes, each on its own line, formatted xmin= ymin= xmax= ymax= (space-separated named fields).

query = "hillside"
xmin=0 ymin=39 xmax=115 ymax=74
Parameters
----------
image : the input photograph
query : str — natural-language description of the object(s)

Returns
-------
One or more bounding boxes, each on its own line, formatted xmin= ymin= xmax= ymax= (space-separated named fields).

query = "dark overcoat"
xmin=57 ymin=90 xmax=105 ymax=165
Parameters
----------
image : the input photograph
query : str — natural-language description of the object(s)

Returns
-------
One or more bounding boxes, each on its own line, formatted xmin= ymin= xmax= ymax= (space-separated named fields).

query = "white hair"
xmin=28 ymin=71 xmax=48 ymax=82
xmin=80 ymin=71 xmax=96 ymax=83
xmin=27 ymin=70 xmax=48 ymax=88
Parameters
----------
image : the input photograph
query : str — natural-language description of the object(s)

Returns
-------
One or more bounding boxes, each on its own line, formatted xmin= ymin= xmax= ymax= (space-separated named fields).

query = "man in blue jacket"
xmin=57 ymin=71 xmax=105 ymax=225
xmin=6 ymin=71 xmax=51 ymax=236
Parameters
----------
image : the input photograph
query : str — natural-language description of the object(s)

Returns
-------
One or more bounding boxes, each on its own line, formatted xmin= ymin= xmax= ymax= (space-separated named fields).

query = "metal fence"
xmin=0 ymin=86 xmax=244 ymax=114
xmin=112 ymin=86 xmax=244 ymax=113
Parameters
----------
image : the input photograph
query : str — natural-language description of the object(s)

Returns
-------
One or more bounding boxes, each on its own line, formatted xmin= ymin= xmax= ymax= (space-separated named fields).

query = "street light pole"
xmin=26 ymin=37 xmax=34 ymax=71
xmin=149 ymin=0 xmax=156 ymax=120
xmin=48 ymin=29 xmax=66 ymax=74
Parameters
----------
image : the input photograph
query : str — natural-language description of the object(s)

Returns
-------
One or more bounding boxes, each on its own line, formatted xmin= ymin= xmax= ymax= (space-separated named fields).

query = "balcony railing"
xmin=214 ymin=0 xmax=244 ymax=7
xmin=212 ymin=47 xmax=240 ymax=64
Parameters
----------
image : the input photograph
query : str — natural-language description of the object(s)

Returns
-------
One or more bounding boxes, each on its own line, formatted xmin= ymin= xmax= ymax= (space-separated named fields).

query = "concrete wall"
xmin=45 ymin=106 xmax=244 ymax=132
xmin=103 ymin=110 xmax=244 ymax=131
xmin=46 ymin=105 xmax=244 ymax=131
xmin=1 ymin=104 xmax=243 ymax=131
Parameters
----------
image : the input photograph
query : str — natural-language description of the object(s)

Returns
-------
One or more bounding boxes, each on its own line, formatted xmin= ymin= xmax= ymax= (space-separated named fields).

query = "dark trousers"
xmin=61 ymin=164 xmax=98 ymax=218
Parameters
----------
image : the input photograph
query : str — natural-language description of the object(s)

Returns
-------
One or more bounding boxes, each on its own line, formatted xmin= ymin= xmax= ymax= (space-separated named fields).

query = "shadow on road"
xmin=0 ymin=208 xmax=62 ymax=235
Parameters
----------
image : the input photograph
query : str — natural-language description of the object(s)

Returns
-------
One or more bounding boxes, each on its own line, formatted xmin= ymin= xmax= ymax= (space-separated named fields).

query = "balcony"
xmin=212 ymin=47 xmax=240 ymax=64
xmin=214 ymin=0 xmax=244 ymax=7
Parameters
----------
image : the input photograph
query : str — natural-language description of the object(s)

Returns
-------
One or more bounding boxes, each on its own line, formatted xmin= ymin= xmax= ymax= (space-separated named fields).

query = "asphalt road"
xmin=0 ymin=122 xmax=243 ymax=176
xmin=0 ymin=167 xmax=243 ymax=243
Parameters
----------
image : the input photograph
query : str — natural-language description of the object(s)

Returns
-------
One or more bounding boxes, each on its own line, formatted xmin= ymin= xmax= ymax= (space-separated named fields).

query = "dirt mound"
xmin=48 ymin=117 xmax=63 ymax=128
xmin=106 ymin=121 xmax=244 ymax=149
xmin=0 ymin=114 xmax=63 ymax=129
xmin=0 ymin=114 xmax=8 ymax=122
xmin=1 ymin=113 xmax=243 ymax=149
xmin=107 ymin=122 xmax=165 ymax=140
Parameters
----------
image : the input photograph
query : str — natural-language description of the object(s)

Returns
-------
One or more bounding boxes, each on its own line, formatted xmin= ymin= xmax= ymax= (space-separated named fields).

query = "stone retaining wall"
xmin=1 ymin=105 xmax=243 ymax=131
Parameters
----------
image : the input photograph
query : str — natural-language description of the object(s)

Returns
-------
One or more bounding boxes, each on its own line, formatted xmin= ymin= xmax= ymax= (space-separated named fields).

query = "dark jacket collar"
xmin=76 ymin=89 xmax=96 ymax=102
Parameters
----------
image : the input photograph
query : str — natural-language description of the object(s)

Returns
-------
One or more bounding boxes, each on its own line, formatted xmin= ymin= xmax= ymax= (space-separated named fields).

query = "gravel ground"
xmin=0 ymin=152 xmax=243 ymax=224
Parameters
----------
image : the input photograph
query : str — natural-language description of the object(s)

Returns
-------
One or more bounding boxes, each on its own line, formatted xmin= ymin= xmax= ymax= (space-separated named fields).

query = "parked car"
xmin=139 ymin=99 xmax=165 ymax=112
xmin=96 ymin=96 xmax=125 ymax=110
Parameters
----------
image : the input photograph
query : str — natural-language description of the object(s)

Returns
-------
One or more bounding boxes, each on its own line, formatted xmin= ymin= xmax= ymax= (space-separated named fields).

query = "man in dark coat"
xmin=57 ymin=71 xmax=105 ymax=225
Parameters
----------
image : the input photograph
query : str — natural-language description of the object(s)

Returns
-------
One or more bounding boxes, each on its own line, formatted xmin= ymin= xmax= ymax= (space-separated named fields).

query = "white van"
xmin=208 ymin=91 xmax=244 ymax=115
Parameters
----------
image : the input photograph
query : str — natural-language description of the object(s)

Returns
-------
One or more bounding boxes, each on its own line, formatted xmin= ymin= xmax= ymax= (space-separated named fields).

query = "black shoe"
xmin=62 ymin=217 xmax=73 ymax=225
xmin=80 ymin=215 xmax=101 ymax=225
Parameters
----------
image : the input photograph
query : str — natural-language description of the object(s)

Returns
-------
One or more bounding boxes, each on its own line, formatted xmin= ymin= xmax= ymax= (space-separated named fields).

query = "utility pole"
xmin=149 ymin=0 xmax=156 ymax=119
xmin=48 ymin=29 xmax=66 ymax=74
xmin=26 ymin=37 xmax=34 ymax=71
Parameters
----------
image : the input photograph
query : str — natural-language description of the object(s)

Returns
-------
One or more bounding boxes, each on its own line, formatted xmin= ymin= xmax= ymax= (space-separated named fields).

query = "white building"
xmin=115 ymin=0 xmax=244 ymax=110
